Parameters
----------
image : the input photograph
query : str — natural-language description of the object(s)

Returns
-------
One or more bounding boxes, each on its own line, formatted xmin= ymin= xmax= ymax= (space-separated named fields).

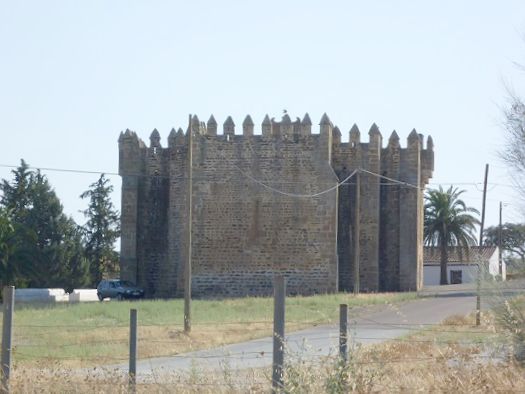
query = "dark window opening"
xmin=450 ymin=270 xmax=462 ymax=284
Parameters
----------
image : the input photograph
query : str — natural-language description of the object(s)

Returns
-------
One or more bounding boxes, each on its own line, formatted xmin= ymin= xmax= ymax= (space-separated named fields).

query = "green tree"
xmin=484 ymin=222 xmax=525 ymax=273
xmin=59 ymin=223 xmax=91 ymax=292
xmin=0 ymin=160 xmax=90 ymax=288
xmin=0 ymin=159 xmax=32 ymax=216
xmin=484 ymin=222 xmax=525 ymax=260
xmin=501 ymin=94 xmax=525 ymax=192
xmin=424 ymin=186 xmax=480 ymax=285
xmin=0 ymin=207 xmax=38 ymax=289
xmin=80 ymin=174 xmax=120 ymax=285
xmin=0 ymin=208 xmax=18 ymax=288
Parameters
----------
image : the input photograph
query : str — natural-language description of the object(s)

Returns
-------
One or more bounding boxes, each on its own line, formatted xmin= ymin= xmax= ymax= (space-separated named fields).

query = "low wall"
xmin=14 ymin=288 xmax=99 ymax=303
xmin=15 ymin=288 xmax=69 ymax=303
xmin=69 ymin=289 xmax=99 ymax=303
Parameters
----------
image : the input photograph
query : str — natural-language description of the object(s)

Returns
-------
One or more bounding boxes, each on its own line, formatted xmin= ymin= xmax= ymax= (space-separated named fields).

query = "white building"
xmin=423 ymin=246 xmax=505 ymax=286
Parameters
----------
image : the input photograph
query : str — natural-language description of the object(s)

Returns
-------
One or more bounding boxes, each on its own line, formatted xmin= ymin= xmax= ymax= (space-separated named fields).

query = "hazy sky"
xmin=1 ymin=0 xmax=525 ymax=229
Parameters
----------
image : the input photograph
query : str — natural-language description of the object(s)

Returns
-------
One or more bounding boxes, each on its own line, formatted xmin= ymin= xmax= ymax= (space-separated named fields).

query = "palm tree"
xmin=424 ymin=186 xmax=480 ymax=285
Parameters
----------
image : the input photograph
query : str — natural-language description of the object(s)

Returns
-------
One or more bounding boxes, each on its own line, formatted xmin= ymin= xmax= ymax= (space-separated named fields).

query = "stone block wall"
xmin=119 ymin=112 xmax=433 ymax=298
xmin=120 ymin=114 xmax=339 ymax=297
xmin=332 ymin=125 xmax=433 ymax=292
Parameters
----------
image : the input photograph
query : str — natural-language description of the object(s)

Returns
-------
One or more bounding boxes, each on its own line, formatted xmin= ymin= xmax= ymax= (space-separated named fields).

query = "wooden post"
xmin=184 ymin=114 xmax=193 ymax=333
xmin=498 ymin=201 xmax=503 ymax=276
xmin=476 ymin=267 xmax=481 ymax=326
xmin=129 ymin=308 xmax=138 ymax=389
xmin=476 ymin=164 xmax=488 ymax=326
xmin=272 ymin=276 xmax=286 ymax=393
xmin=339 ymin=304 xmax=348 ymax=363
xmin=1 ymin=286 xmax=14 ymax=394
xmin=353 ymin=170 xmax=360 ymax=294
xmin=478 ymin=164 xmax=489 ymax=246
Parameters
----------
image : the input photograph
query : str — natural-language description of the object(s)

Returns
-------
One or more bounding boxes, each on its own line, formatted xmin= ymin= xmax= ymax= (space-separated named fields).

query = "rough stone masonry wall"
xmin=135 ymin=145 xmax=167 ymax=296
xmin=119 ymin=114 xmax=339 ymax=297
xmin=332 ymin=125 xmax=433 ymax=292
xmin=119 ymin=112 xmax=433 ymax=298
xmin=188 ymin=116 xmax=339 ymax=297
xmin=379 ymin=132 xmax=402 ymax=291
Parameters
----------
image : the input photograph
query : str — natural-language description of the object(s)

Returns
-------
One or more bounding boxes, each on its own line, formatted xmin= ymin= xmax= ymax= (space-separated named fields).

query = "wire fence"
xmin=2 ymin=282 xmax=525 ymax=393
xmin=5 ymin=310 xmax=520 ymax=355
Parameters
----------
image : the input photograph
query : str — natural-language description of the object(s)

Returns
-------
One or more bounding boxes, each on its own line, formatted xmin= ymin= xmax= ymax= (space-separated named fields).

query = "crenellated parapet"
xmin=118 ymin=129 xmax=145 ymax=176
xmin=421 ymin=135 xmax=434 ymax=185
xmin=243 ymin=115 xmax=254 ymax=136
xmin=223 ymin=116 xmax=235 ymax=137
xmin=207 ymin=115 xmax=218 ymax=136
xmin=119 ymin=115 xmax=434 ymax=165
xmin=118 ymin=113 xmax=360 ymax=142
xmin=119 ymin=113 xmax=435 ymax=177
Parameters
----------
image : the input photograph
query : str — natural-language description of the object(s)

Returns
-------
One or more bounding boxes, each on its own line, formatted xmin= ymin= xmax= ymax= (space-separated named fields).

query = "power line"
xmin=236 ymin=168 xmax=359 ymax=198
xmin=0 ymin=163 xmax=120 ymax=177
xmin=359 ymin=168 xmax=420 ymax=190
xmin=0 ymin=160 xmax=520 ymax=200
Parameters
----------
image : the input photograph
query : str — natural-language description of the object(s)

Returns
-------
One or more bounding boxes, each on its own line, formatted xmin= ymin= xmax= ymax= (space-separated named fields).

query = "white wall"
xmin=15 ymin=288 xmax=69 ymax=303
xmin=69 ymin=289 xmax=99 ymax=303
xmin=488 ymin=252 xmax=506 ymax=280
xmin=423 ymin=264 xmax=479 ymax=286
xmin=14 ymin=288 xmax=98 ymax=303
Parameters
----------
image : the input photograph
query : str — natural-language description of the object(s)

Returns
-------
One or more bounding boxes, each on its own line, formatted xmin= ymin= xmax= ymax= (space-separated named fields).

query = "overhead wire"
xmin=0 ymin=125 xmax=520 ymax=197
xmin=0 ymin=163 xmax=120 ymax=177
xmin=0 ymin=155 xmax=519 ymax=200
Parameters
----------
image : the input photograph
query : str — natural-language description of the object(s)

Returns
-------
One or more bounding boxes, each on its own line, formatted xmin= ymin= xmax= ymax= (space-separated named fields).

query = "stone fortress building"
xmin=119 ymin=113 xmax=434 ymax=298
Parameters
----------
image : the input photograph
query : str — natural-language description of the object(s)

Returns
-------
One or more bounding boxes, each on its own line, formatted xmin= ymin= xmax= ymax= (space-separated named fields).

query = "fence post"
xmin=339 ymin=304 xmax=348 ymax=363
xmin=272 ymin=276 xmax=286 ymax=393
xmin=129 ymin=308 xmax=137 ymax=390
xmin=1 ymin=286 xmax=14 ymax=394
xmin=476 ymin=264 xmax=481 ymax=326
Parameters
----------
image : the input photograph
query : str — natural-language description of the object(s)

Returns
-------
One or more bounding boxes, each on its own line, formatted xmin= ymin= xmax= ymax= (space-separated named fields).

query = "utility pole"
xmin=353 ymin=170 xmax=360 ymax=295
xmin=499 ymin=201 xmax=503 ymax=276
xmin=476 ymin=164 xmax=489 ymax=326
xmin=184 ymin=114 xmax=193 ymax=333
xmin=479 ymin=164 xmax=489 ymax=246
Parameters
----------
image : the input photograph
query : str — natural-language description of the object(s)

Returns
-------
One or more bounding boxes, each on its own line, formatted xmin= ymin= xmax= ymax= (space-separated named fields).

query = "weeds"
xmin=494 ymin=295 xmax=525 ymax=362
xmin=283 ymin=339 xmax=384 ymax=394
xmin=7 ymin=341 xmax=525 ymax=393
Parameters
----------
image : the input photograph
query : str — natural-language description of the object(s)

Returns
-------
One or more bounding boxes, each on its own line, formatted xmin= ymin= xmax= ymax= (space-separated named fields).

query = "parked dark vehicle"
xmin=97 ymin=279 xmax=145 ymax=301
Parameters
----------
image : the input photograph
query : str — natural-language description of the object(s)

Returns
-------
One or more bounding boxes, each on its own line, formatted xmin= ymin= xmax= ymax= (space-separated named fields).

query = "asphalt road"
xmin=105 ymin=290 xmax=492 ymax=379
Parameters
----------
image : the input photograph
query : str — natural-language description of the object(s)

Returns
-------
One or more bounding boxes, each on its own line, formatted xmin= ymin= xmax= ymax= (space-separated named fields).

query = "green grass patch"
xmin=1 ymin=291 xmax=416 ymax=367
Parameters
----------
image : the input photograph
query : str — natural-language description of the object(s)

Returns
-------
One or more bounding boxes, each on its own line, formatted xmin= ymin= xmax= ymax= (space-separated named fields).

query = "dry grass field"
xmin=8 ymin=313 xmax=525 ymax=393
xmin=1 ymin=292 xmax=416 ymax=368
xmin=3 ymin=292 xmax=525 ymax=392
